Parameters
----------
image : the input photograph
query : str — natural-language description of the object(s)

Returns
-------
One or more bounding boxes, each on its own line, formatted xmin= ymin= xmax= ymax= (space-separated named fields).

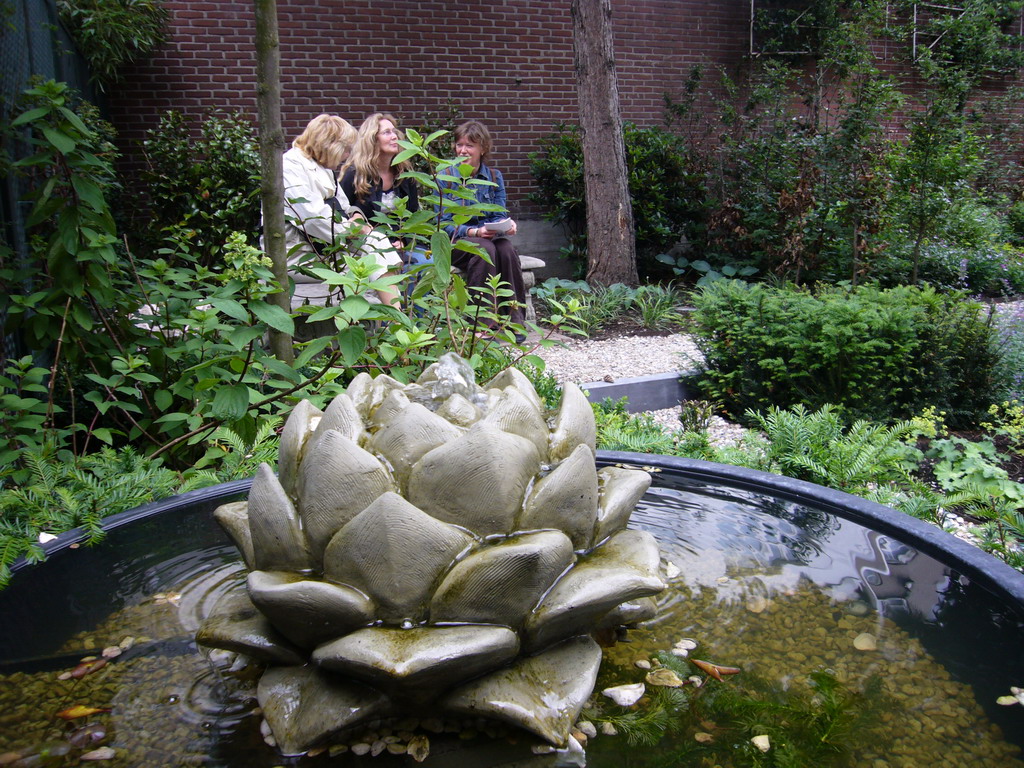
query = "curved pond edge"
xmin=12 ymin=454 xmax=1024 ymax=611
xmin=597 ymin=451 xmax=1024 ymax=609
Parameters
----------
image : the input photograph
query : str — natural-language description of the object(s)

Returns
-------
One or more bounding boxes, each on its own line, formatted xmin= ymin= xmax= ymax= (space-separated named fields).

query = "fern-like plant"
xmin=745 ymin=404 xmax=919 ymax=491
xmin=0 ymin=445 xmax=181 ymax=587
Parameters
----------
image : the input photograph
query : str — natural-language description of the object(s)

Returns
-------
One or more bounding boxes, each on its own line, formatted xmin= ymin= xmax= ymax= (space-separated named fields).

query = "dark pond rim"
xmin=13 ymin=454 xmax=1024 ymax=610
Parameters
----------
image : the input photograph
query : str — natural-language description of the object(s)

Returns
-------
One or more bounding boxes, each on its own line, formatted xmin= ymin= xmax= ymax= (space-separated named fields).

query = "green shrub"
xmin=690 ymin=280 xmax=998 ymax=426
xmin=529 ymin=123 xmax=706 ymax=278
xmin=56 ymin=0 xmax=168 ymax=90
xmin=137 ymin=110 xmax=261 ymax=267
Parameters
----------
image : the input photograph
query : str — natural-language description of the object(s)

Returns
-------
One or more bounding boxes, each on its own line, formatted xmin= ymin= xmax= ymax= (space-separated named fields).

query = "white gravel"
xmin=534 ymin=333 xmax=702 ymax=385
xmin=533 ymin=333 xmax=748 ymax=447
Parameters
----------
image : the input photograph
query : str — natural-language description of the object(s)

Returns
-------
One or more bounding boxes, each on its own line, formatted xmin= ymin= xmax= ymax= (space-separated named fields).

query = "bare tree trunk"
xmin=254 ymin=0 xmax=293 ymax=363
xmin=571 ymin=0 xmax=638 ymax=286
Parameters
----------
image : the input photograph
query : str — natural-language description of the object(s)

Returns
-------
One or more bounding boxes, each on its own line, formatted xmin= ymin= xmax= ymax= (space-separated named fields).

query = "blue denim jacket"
xmin=437 ymin=164 xmax=508 ymax=240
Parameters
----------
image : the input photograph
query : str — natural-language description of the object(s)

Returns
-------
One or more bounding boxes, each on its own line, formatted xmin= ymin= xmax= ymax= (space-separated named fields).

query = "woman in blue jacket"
xmin=439 ymin=120 xmax=526 ymax=328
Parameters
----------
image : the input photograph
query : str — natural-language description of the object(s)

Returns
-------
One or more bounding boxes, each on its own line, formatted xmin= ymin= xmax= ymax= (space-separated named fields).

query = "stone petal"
xmin=313 ymin=625 xmax=518 ymax=692
xmin=310 ymin=393 xmax=364 ymax=446
xmin=441 ymin=635 xmax=601 ymax=746
xmin=436 ymin=392 xmax=482 ymax=428
xmin=278 ymin=399 xmax=323 ymax=497
xmin=247 ymin=570 xmax=374 ymax=650
xmin=367 ymin=374 xmax=405 ymax=418
xmin=345 ymin=372 xmax=374 ymax=418
xmin=592 ymin=467 xmax=652 ymax=544
xmin=596 ymin=596 xmax=659 ymax=629
xmin=481 ymin=387 xmax=549 ymax=462
xmin=296 ymin=430 xmax=394 ymax=559
xmin=524 ymin=530 xmax=665 ymax=650
xmin=549 ymin=383 xmax=596 ymax=462
xmin=195 ymin=589 xmax=304 ymax=666
xmin=322 ymin=492 xmax=472 ymax=623
xmin=430 ymin=531 xmax=575 ymax=627
xmin=408 ymin=423 xmax=540 ymax=537
xmin=213 ymin=501 xmax=255 ymax=570
xmin=368 ymin=388 xmax=410 ymax=429
xmin=258 ymin=665 xmax=389 ymax=756
xmin=248 ymin=464 xmax=312 ymax=572
xmin=519 ymin=444 xmax=598 ymax=550
xmin=486 ymin=366 xmax=544 ymax=413
xmin=366 ymin=403 xmax=463 ymax=490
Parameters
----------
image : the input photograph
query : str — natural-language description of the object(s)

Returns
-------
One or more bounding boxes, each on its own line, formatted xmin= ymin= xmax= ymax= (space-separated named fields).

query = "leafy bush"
xmin=137 ymin=110 xmax=261 ymax=267
xmin=690 ymin=280 xmax=999 ymax=426
xmin=735 ymin=404 xmax=919 ymax=492
xmin=56 ymin=0 xmax=168 ymax=89
xmin=871 ymin=240 xmax=1024 ymax=296
xmin=2 ymin=87 xmax=577 ymax=480
xmin=991 ymin=305 xmax=1024 ymax=403
xmin=529 ymin=122 xmax=706 ymax=278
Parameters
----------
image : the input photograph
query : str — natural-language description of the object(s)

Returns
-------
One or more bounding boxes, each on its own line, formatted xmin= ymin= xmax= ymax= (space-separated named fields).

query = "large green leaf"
xmin=71 ymin=176 xmax=106 ymax=212
xmin=250 ymin=301 xmax=295 ymax=334
xmin=336 ymin=325 xmax=366 ymax=367
xmin=210 ymin=384 xmax=251 ymax=421
xmin=42 ymin=126 xmax=76 ymax=154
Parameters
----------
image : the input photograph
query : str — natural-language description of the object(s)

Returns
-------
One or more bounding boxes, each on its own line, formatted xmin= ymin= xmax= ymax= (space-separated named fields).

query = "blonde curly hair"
xmin=342 ymin=112 xmax=413 ymax=202
xmin=293 ymin=114 xmax=356 ymax=168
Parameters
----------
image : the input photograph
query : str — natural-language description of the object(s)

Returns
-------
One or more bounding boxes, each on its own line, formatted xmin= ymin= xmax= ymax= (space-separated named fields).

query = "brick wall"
xmin=106 ymin=0 xmax=753 ymax=218
xmin=105 ymin=0 xmax=1022 ymax=220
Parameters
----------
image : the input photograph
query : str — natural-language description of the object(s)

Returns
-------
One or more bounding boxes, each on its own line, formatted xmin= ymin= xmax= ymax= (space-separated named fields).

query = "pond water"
xmin=0 ymin=467 xmax=1021 ymax=767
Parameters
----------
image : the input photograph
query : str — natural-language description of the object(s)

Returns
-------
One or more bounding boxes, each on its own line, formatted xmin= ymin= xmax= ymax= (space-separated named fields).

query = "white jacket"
xmin=279 ymin=147 xmax=399 ymax=306
xmin=282 ymin=146 xmax=354 ymax=266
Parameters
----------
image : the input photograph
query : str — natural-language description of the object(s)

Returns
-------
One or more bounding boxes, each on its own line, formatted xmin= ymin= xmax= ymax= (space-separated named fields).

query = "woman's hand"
xmin=506 ymin=219 xmax=518 ymax=236
xmin=471 ymin=227 xmax=496 ymax=240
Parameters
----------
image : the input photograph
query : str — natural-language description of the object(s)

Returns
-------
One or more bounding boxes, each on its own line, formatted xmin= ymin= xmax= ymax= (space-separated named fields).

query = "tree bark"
xmin=571 ymin=0 xmax=638 ymax=286
xmin=254 ymin=0 xmax=293 ymax=362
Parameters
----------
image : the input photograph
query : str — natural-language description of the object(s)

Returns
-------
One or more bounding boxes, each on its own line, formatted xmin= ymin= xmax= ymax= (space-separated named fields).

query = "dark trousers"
xmin=453 ymin=237 xmax=526 ymax=325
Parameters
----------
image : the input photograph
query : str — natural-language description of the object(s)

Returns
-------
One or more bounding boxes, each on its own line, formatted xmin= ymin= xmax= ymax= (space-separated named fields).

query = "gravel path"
xmin=532 ymin=333 xmax=748 ymax=446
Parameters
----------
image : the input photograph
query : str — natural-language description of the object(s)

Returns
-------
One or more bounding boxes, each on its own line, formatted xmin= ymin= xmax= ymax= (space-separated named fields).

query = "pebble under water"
xmin=1 ymin=472 xmax=1022 ymax=767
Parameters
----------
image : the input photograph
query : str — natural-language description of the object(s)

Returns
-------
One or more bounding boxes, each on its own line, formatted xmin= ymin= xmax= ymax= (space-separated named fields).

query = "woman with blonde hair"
xmin=282 ymin=113 xmax=401 ymax=307
xmin=340 ymin=113 xmax=429 ymax=270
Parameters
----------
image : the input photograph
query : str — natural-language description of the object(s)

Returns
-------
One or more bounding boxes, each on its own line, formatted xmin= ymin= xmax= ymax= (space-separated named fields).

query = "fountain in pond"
xmin=196 ymin=353 xmax=666 ymax=756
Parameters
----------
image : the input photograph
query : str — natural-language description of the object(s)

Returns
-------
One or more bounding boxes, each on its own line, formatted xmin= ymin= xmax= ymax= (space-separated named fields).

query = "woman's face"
xmin=455 ymin=136 xmax=483 ymax=169
xmin=376 ymin=119 xmax=400 ymax=157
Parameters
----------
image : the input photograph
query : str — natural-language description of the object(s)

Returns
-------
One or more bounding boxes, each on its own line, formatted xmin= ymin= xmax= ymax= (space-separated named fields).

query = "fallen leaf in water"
xmin=101 ymin=646 xmax=122 ymax=659
xmin=57 ymin=705 xmax=111 ymax=720
xmin=751 ymin=734 xmax=771 ymax=752
xmin=70 ymin=659 xmax=107 ymax=679
xmin=997 ymin=695 xmax=1019 ymax=706
xmin=68 ymin=723 xmax=107 ymax=748
xmin=694 ymin=732 xmax=714 ymax=743
xmin=691 ymin=659 xmax=741 ymax=682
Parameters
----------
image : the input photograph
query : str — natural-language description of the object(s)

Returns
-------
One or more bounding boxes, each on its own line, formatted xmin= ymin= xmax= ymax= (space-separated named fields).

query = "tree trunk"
xmin=254 ymin=0 xmax=293 ymax=363
xmin=571 ymin=0 xmax=638 ymax=286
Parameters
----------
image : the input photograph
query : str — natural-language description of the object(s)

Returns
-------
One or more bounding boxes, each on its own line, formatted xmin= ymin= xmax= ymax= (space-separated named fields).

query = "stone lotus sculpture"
xmin=197 ymin=353 xmax=665 ymax=756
